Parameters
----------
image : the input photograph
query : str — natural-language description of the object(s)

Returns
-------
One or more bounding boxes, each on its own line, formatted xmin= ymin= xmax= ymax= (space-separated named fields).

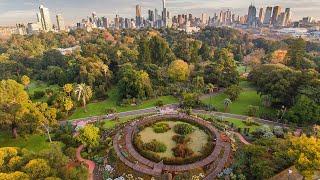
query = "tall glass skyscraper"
xmin=39 ymin=5 xmax=52 ymax=31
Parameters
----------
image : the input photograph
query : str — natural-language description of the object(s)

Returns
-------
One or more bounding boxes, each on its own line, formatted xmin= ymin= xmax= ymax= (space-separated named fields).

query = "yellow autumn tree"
xmin=288 ymin=134 xmax=320 ymax=179
xmin=168 ymin=60 xmax=190 ymax=82
xmin=271 ymin=50 xmax=287 ymax=64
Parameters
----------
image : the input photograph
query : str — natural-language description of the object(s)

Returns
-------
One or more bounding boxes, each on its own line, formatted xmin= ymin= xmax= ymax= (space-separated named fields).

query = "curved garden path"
xmin=73 ymin=133 xmax=95 ymax=180
xmin=232 ymin=132 xmax=250 ymax=145
xmin=113 ymin=114 xmax=231 ymax=178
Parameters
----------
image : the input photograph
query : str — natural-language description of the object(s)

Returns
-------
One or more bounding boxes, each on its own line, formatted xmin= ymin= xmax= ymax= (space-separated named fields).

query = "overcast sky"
xmin=0 ymin=0 xmax=319 ymax=26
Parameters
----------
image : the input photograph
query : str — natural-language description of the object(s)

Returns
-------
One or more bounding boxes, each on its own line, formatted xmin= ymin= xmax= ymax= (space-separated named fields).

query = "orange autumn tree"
xmin=271 ymin=50 xmax=287 ymax=64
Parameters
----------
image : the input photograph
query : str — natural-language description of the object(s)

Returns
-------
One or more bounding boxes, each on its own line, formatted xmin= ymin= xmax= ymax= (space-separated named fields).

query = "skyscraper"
xmin=163 ymin=0 xmax=166 ymax=9
xmin=39 ymin=5 xmax=52 ymax=31
xmin=258 ymin=8 xmax=265 ymax=26
xmin=247 ymin=4 xmax=257 ymax=28
xmin=56 ymin=14 xmax=65 ymax=31
xmin=264 ymin=7 xmax=273 ymax=24
xmin=136 ymin=5 xmax=142 ymax=28
xmin=284 ymin=8 xmax=291 ymax=26
xmin=102 ymin=16 xmax=109 ymax=29
xmin=202 ymin=13 xmax=207 ymax=24
xmin=271 ymin=6 xmax=281 ymax=25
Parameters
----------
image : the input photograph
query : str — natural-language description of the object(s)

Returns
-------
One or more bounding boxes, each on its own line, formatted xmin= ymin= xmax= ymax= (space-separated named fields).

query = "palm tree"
xmin=223 ymin=98 xmax=232 ymax=113
xmin=75 ymin=84 xmax=92 ymax=113
xmin=206 ymin=83 xmax=218 ymax=106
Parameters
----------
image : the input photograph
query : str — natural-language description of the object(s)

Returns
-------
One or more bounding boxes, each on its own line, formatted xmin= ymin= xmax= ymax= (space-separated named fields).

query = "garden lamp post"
xmin=288 ymin=169 xmax=293 ymax=180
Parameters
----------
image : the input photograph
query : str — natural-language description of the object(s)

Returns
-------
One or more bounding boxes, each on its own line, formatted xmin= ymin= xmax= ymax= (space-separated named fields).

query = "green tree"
xmin=77 ymin=124 xmax=100 ymax=153
xmin=224 ymin=85 xmax=242 ymax=101
xmin=199 ymin=42 xmax=210 ymax=61
xmin=204 ymin=48 xmax=239 ymax=87
xmin=190 ymin=41 xmax=199 ymax=63
xmin=22 ymin=159 xmax=50 ymax=179
xmin=286 ymin=95 xmax=320 ymax=124
xmin=0 ymin=80 xmax=30 ymax=138
xmin=75 ymin=84 xmax=92 ymax=113
xmin=223 ymin=98 xmax=232 ymax=112
xmin=168 ymin=60 xmax=190 ymax=82
xmin=192 ymin=76 xmax=205 ymax=93
xmin=285 ymin=38 xmax=306 ymax=69
xmin=137 ymin=37 xmax=151 ymax=66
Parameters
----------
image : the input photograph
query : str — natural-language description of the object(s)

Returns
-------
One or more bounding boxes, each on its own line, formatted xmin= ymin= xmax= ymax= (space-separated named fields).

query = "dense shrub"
xmin=172 ymin=144 xmax=194 ymax=158
xmin=152 ymin=123 xmax=170 ymax=133
xmin=156 ymin=100 xmax=164 ymax=107
xmin=247 ymin=105 xmax=260 ymax=117
xmin=244 ymin=117 xmax=259 ymax=126
xmin=33 ymin=90 xmax=45 ymax=99
xmin=172 ymin=135 xmax=191 ymax=144
xmin=144 ymin=139 xmax=167 ymax=153
xmin=174 ymin=123 xmax=195 ymax=135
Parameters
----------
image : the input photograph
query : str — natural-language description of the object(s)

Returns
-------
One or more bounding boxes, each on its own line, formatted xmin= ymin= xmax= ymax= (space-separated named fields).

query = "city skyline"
xmin=1 ymin=0 xmax=320 ymax=26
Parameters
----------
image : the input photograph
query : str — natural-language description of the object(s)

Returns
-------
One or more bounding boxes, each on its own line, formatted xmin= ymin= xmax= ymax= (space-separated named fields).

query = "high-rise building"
xmin=247 ymin=4 xmax=257 ymax=28
xmin=16 ymin=24 xmax=27 ymax=35
xmin=271 ymin=6 xmax=281 ymax=25
xmin=264 ymin=6 xmax=273 ymax=24
xmin=39 ymin=5 xmax=52 ymax=31
xmin=258 ymin=8 xmax=265 ymax=26
xmin=202 ymin=13 xmax=207 ymax=24
xmin=114 ymin=15 xmax=120 ymax=29
xmin=136 ymin=5 xmax=142 ymax=28
xmin=102 ymin=16 xmax=110 ymax=29
xmin=56 ymin=14 xmax=65 ymax=31
xmin=284 ymin=8 xmax=291 ymax=26
xmin=276 ymin=12 xmax=287 ymax=27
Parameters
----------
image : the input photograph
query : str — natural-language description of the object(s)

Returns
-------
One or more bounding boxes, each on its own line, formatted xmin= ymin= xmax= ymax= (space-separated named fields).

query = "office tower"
xmin=271 ymin=6 xmax=281 ymax=25
xmin=102 ymin=16 xmax=109 ymax=29
xmin=163 ymin=0 xmax=166 ymax=9
xmin=56 ymin=14 xmax=65 ymax=31
xmin=264 ymin=6 xmax=273 ymax=24
xmin=39 ymin=5 xmax=52 ymax=31
xmin=148 ymin=10 xmax=155 ymax=22
xmin=114 ymin=15 xmax=119 ymax=29
xmin=247 ymin=4 xmax=257 ymax=28
xmin=136 ymin=5 xmax=142 ymax=28
xmin=276 ymin=12 xmax=287 ymax=27
xmin=16 ymin=24 xmax=27 ymax=35
xmin=202 ymin=13 xmax=207 ymax=24
xmin=284 ymin=8 xmax=291 ymax=26
xmin=258 ymin=8 xmax=265 ymax=26
xmin=162 ymin=0 xmax=167 ymax=26
xmin=92 ymin=12 xmax=97 ymax=23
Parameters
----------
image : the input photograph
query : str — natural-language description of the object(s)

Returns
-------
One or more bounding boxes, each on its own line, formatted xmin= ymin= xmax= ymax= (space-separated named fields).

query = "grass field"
xmin=102 ymin=115 xmax=149 ymax=129
xmin=197 ymin=114 xmax=261 ymax=132
xmin=239 ymin=81 xmax=256 ymax=88
xmin=237 ymin=65 xmax=251 ymax=75
xmin=0 ymin=131 xmax=62 ymax=152
xmin=69 ymin=87 xmax=178 ymax=120
xmin=202 ymin=89 xmax=276 ymax=116
xmin=27 ymin=80 xmax=60 ymax=102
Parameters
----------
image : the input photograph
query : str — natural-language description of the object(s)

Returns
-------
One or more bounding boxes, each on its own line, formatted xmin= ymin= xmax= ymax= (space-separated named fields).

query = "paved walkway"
xmin=74 ymin=132 xmax=95 ymax=180
xmin=76 ymin=145 xmax=95 ymax=180
xmin=233 ymin=132 xmax=250 ymax=145
xmin=113 ymin=114 xmax=231 ymax=178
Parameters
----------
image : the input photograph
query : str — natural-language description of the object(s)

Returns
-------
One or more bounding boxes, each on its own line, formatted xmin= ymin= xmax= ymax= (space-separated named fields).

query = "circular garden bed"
xmin=133 ymin=117 xmax=216 ymax=165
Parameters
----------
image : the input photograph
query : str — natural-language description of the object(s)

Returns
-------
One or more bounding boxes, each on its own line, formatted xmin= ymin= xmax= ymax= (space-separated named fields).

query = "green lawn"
xmin=102 ymin=115 xmax=147 ymax=129
xmin=197 ymin=114 xmax=261 ymax=133
xmin=237 ymin=65 xmax=251 ymax=75
xmin=239 ymin=81 xmax=256 ymax=88
xmin=69 ymin=87 xmax=178 ymax=120
xmin=0 ymin=131 xmax=62 ymax=152
xmin=226 ymin=118 xmax=261 ymax=132
xmin=202 ymin=90 xmax=276 ymax=116
xmin=27 ymin=80 xmax=60 ymax=102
